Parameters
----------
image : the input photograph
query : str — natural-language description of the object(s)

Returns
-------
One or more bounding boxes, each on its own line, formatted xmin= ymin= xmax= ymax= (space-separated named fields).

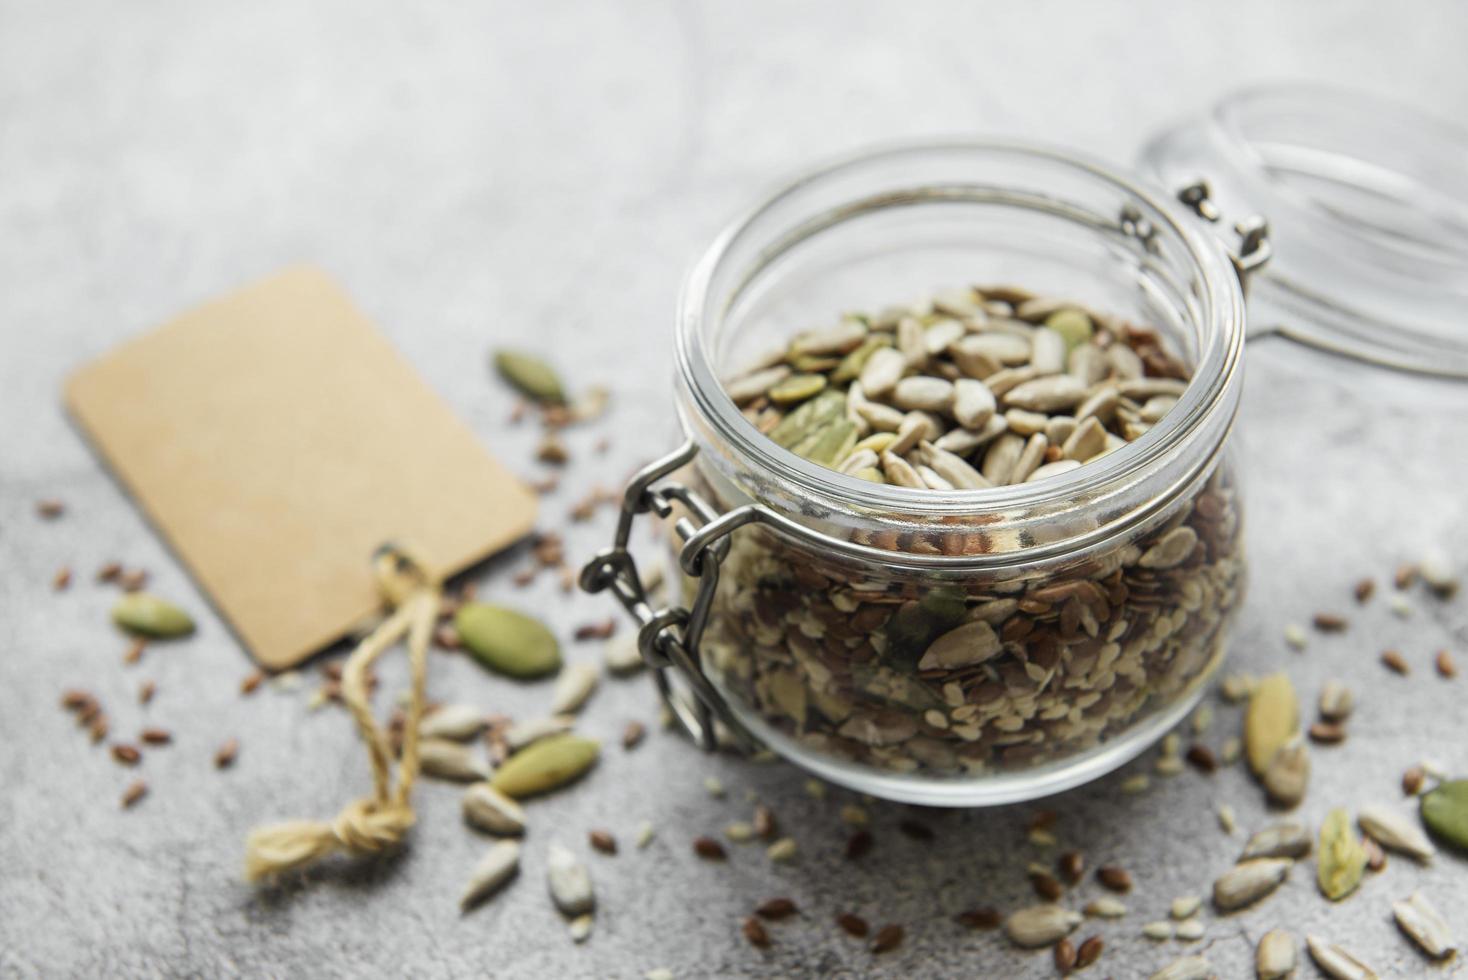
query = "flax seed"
xmin=1312 ymin=612 xmax=1347 ymax=632
xmin=1353 ymin=578 xmax=1374 ymax=603
xmin=53 ymin=566 xmax=72 ymax=591
xmin=138 ymin=681 xmax=156 ymax=705
xmin=589 ymin=829 xmax=617 ymax=855
xmin=89 ymin=716 xmax=108 ymax=743
xmin=1308 ymin=721 xmax=1346 ymax=744
xmin=1096 ymin=865 xmax=1131 ymax=892
xmin=140 ymin=728 xmax=171 ymax=746
xmin=693 ymin=837 xmax=726 ymax=860
xmin=215 ymin=738 xmax=239 ymax=769
xmin=241 ymin=670 xmax=264 ymax=696
xmin=1053 ymin=937 xmax=1077 ymax=973
xmin=573 ymin=618 xmax=617 ymax=641
xmin=1058 ymin=850 xmax=1085 ymax=884
xmin=121 ymin=779 xmax=147 ymax=809
xmin=112 ymin=743 xmax=141 ymax=766
xmin=119 ymin=568 xmax=148 ymax=592
xmin=122 ymin=638 xmax=145 ymax=665
xmin=742 ymin=916 xmax=770 ymax=948
xmin=97 ymin=561 xmax=122 ymax=583
xmin=1402 ymin=765 xmax=1426 ymax=796
xmin=837 ymin=913 xmax=870 ymax=937
xmin=756 ymin=898 xmax=797 ymax=920
xmin=1435 ymin=649 xmax=1458 ymax=678
xmin=61 ymin=689 xmax=91 ymax=711
xmin=1031 ymin=871 xmax=1064 ymax=902
xmin=845 ymin=829 xmax=874 ymax=860
xmin=1381 ymin=650 xmax=1409 ymax=675
xmin=898 ymin=819 xmax=934 ymax=841
xmin=1076 ymin=935 xmax=1103 ymax=968
xmin=36 ymin=499 xmax=64 ymax=519
xmin=870 ymin=924 xmax=903 ymax=954
xmin=1185 ymin=744 xmax=1217 ymax=773
xmin=956 ymin=906 xmax=1002 ymax=930
xmin=622 ymin=720 xmax=646 ymax=750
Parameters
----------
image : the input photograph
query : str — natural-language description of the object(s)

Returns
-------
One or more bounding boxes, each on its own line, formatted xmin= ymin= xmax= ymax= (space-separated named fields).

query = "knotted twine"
xmin=244 ymin=547 xmax=441 ymax=882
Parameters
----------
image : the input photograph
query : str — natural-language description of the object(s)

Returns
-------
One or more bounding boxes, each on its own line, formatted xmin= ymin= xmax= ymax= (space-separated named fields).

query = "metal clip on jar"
xmin=582 ymin=86 xmax=1468 ymax=806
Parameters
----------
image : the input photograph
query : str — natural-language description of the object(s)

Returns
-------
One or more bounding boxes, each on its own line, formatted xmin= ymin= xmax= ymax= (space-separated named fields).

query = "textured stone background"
xmin=2 ymin=2 xmax=1467 ymax=977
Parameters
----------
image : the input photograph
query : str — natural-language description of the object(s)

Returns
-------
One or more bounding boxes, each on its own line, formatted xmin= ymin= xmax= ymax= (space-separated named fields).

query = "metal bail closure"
xmin=578 ymin=440 xmax=754 ymax=753
xmin=1176 ymin=178 xmax=1272 ymax=297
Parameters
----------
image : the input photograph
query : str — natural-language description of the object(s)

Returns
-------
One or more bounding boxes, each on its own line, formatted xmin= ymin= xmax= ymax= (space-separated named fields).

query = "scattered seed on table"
xmin=1175 ymin=919 xmax=1205 ymax=941
xmin=1083 ymin=897 xmax=1126 ymax=918
xmin=693 ymin=837 xmax=726 ymax=860
xmin=215 ymin=738 xmax=239 ymax=769
xmin=1217 ymin=804 xmax=1237 ymax=834
xmin=1053 ymin=937 xmax=1077 ymax=972
xmin=621 ymin=720 xmax=646 ymax=750
xmin=121 ymin=779 xmax=147 ymax=809
xmin=89 ymin=716 xmax=108 ymax=743
xmin=589 ymin=829 xmax=617 ymax=855
xmin=36 ymin=499 xmax=65 ymax=519
xmin=1097 ymin=865 xmax=1132 ymax=892
xmin=1030 ymin=871 xmax=1063 ymax=902
xmin=111 ymin=744 xmax=141 ymax=766
xmin=1142 ymin=921 xmax=1174 ymax=941
xmin=1317 ymin=680 xmax=1353 ymax=722
xmin=122 ymin=639 xmax=145 ymax=665
xmin=1283 ymin=624 xmax=1308 ymax=650
xmin=1029 ymin=809 xmax=1059 ymax=832
xmin=756 ymin=898 xmax=797 ymax=920
xmin=837 ymin=913 xmax=870 ymax=938
xmin=1185 ymin=744 xmax=1217 ymax=773
xmin=240 ymin=671 xmax=264 ymax=696
xmin=96 ymin=561 xmax=121 ymax=583
xmin=138 ymin=681 xmax=156 ymax=705
xmin=61 ymin=689 xmax=91 ymax=711
xmin=1436 ymin=650 xmax=1458 ymax=678
xmin=741 ymin=916 xmax=770 ymax=949
xmin=1394 ymin=563 xmax=1418 ymax=589
xmin=53 ymin=566 xmax=72 ymax=591
xmin=753 ymin=804 xmax=777 ymax=840
xmin=1057 ymin=850 xmax=1084 ymax=883
xmin=1353 ymin=578 xmax=1374 ymax=603
xmin=1308 ymin=722 xmax=1347 ymax=744
xmin=898 ymin=818 xmax=934 ymax=841
xmin=1312 ymin=612 xmax=1347 ymax=632
xmin=955 ymin=907 xmax=1001 ymax=930
xmin=636 ymin=822 xmax=655 ymax=849
xmin=119 ymin=568 xmax=148 ymax=592
xmin=77 ymin=700 xmax=100 ymax=725
xmin=140 ymin=728 xmax=171 ymax=746
xmin=870 ymin=924 xmax=903 ymax=954
xmin=845 ymin=830 xmax=873 ymax=860
xmin=767 ymin=837 xmax=797 ymax=862
xmin=1213 ymin=857 xmax=1291 ymax=911
xmin=1381 ymin=650 xmax=1409 ymax=675
xmin=1075 ymin=935 xmax=1103 ymax=968
xmin=1362 ymin=836 xmax=1386 ymax=872
xmin=1402 ymin=765 xmax=1426 ymax=796
xmin=573 ymin=618 xmax=616 ymax=641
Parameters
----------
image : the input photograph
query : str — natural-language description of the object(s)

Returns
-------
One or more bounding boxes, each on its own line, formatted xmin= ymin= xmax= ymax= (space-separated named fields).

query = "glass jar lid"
xmin=1140 ymin=83 xmax=1468 ymax=378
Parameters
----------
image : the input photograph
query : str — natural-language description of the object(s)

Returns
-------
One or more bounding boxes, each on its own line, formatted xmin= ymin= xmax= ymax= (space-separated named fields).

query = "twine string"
xmin=244 ymin=548 xmax=440 ymax=883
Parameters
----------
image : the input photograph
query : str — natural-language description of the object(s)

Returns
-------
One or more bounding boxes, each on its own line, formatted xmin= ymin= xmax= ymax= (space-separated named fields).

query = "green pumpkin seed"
xmin=493 ymin=349 xmax=565 ymax=404
xmin=112 ymin=593 xmax=195 ymax=638
xmin=1421 ymin=779 xmax=1468 ymax=851
xmin=769 ymin=390 xmax=845 ymax=448
xmin=455 ymin=603 xmax=561 ymax=678
xmin=768 ymin=373 xmax=828 ymax=405
xmin=851 ymin=467 xmax=886 ymax=483
xmin=831 ymin=335 xmax=893 ymax=384
xmin=1045 ymin=309 xmax=1094 ymax=350
xmin=489 ymin=733 xmax=599 ymax=798
xmin=1245 ymin=673 xmax=1298 ymax=775
xmin=1317 ymin=808 xmax=1367 ymax=901
xmin=801 ymin=419 xmax=858 ymax=466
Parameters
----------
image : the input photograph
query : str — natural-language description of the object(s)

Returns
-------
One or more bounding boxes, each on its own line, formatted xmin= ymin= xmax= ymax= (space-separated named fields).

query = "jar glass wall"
xmin=668 ymin=142 xmax=1249 ymax=805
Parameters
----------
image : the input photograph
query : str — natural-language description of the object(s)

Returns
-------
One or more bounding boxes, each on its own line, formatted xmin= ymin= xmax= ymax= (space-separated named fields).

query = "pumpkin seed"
xmin=1045 ymin=309 xmax=1093 ymax=350
xmin=769 ymin=373 xmax=828 ymax=405
xmin=1255 ymin=929 xmax=1296 ymax=979
xmin=1420 ymin=779 xmax=1468 ymax=851
xmin=1212 ymin=858 xmax=1291 ymax=912
xmin=455 ymin=603 xmax=561 ymax=678
xmin=493 ymin=349 xmax=564 ymax=403
xmin=1392 ymin=891 xmax=1455 ymax=959
xmin=462 ymin=783 xmax=526 ymax=835
xmin=1004 ymin=904 xmax=1081 ymax=947
xmin=568 ymin=913 xmax=594 ymax=943
xmin=490 ymin=734 xmax=600 ymax=798
xmin=546 ymin=843 xmax=594 ymax=915
xmin=460 ymin=840 xmax=521 ymax=909
xmin=112 ymin=594 xmax=195 ymax=638
xmin=1317 ymin=808 xmax=1367 ymax=901
xmin=1245 ymin=673 xmax=1299 ymax=775
xmin=1357 ymin=803 xmax=1435 ymax=861
xmin=1305 ymin=935 xmax=1377 ymax=980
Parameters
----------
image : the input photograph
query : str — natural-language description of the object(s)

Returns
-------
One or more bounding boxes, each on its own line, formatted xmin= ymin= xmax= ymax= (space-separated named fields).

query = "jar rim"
xmin=675 ymin=139 xmax=1246 ymax=559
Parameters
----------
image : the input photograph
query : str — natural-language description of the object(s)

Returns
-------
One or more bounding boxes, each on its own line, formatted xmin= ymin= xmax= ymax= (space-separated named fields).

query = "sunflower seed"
xmin=420 ymin=739 xmax=491 ymax=782
xmin=1169 ymin=895 xmax=1202 ymax=920
xmin=1305 ymin=935 xmax=1377 ymax=980
xmin=1148 ymin=955 xmax=1213 ymax=980
xmin=604 ymin=633 xmax=644 ymax=675
xmin=568 ymin=913 xmax=594 ymax=943
xmin=1255 ymin=929 xmax=1296 ymax=979
xmin=1317 ymin=680 xmax=1353 ymax=722
xmin=1212 ymin=857 xmax=1291 ymax=912
xmin=1392 ymin=891 xmax=1455 ymax=959
xmin=1083 ymin=897 xmax=1126 ymax=918
xmin=1142 ymin=921 xmax=1173 ymax=940
xmin=1418 ymin=552 xmax=1459 ymax=597
xmin=1174 ymin=919 xmax=1205 ymax=941
xmin=1358 ymin=804 xmax=1435 ymax=861
xmin=460 ymin=782 xmax=526 ymax=836
xmin=546 ymin=843 xmax=594 ymax=915
xmin=460 ymin=840 xmax=521 ymax=910
xmin=1004 ymin=904 xmax=1082 ymax=948
xmin=551 ymin=663 xmax=599 ymax=715
xmin=419 ymin=704 xmax=487 ymax=741
xmin=918 ymin=441 xmax=992 ymax=490
xmin=504 ymin=715 xmax=576 ymax=751
xmin=1263 ymin=737 xmax=1310 ymax=808
xmin=1241 ymin=821 xmax=1310 ymax=861
xmin=1245 ymin=673 xmax=1299 ymax=775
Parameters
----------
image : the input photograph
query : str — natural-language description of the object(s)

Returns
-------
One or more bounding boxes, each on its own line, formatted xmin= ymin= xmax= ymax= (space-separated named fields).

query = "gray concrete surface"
xmin=3 ymin=2 xmax=1467 ymax=977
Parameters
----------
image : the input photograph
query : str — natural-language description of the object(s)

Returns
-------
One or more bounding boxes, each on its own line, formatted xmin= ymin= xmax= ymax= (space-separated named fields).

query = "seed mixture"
xmin=702 ymin=285 xmax=1244 ymax=776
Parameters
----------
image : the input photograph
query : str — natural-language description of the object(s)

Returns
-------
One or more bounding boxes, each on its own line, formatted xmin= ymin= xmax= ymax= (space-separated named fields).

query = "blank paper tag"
xmin=64 ymin=266 xmax=537 ymax=669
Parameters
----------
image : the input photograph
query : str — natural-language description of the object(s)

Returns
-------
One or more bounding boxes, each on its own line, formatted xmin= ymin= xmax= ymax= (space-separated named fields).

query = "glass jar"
xmin=581 ymin=86 xmax=1465 ymax=806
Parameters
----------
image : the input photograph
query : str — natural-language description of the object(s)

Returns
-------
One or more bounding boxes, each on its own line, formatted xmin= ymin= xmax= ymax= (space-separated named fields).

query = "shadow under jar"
xmin=648 ymin=142 xmax=1251 ymax=806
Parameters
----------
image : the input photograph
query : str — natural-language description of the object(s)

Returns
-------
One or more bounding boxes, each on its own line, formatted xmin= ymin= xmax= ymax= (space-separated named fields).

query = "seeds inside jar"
xmin=699 ymin=285 xmax=1243 ymax=779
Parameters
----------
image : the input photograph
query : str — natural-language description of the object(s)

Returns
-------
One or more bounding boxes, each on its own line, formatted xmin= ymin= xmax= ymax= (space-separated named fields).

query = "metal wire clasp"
xmin=578 ymin=440 xmax=751 ymax=752
xmin=1176 ymin=179 xmax=1272 ymax=297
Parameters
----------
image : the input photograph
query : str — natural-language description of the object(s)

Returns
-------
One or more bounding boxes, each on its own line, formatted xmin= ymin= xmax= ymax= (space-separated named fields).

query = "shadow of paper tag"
xmin=65 ymin=266 xmax=537 ymax=669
